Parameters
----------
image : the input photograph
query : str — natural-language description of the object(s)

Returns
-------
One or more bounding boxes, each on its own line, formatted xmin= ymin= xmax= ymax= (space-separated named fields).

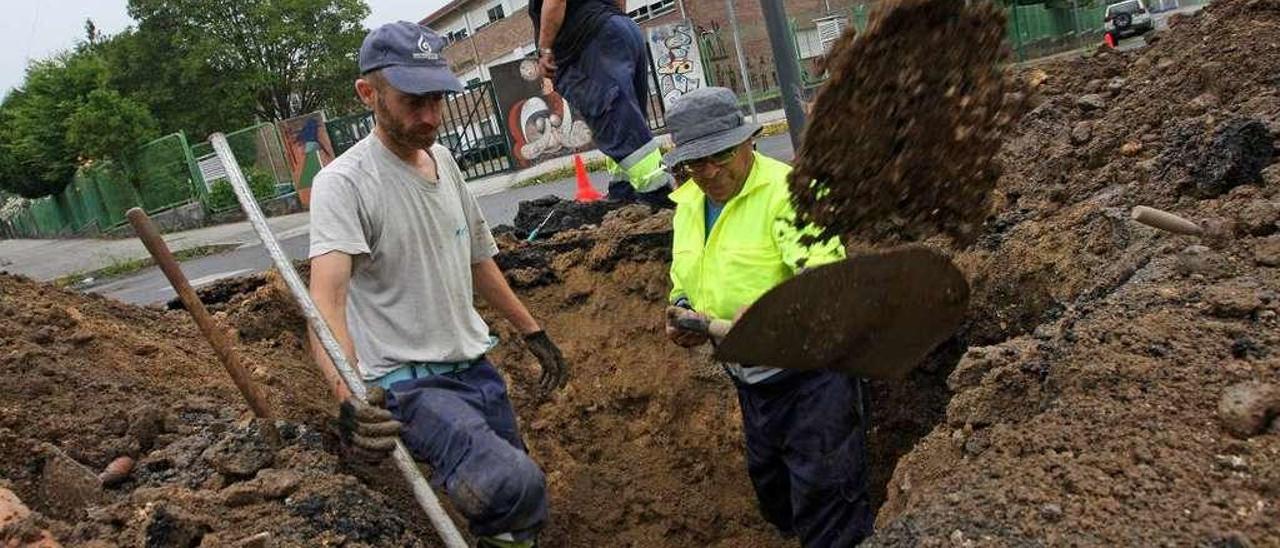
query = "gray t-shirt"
xmin=308 ymin=135 xmax=499 ymax=380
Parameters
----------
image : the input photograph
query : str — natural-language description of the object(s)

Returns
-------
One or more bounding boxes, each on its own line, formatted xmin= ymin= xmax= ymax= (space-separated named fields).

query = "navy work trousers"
xmin=553 ymin=14 xmax=654 ymax=163
xmin=384 ymin=359 xmax=548 ymax=540
xmin=734 ymin=369 xmax=875 ymax=547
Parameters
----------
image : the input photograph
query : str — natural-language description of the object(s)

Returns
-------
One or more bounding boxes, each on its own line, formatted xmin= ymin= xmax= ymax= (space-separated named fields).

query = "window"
xmin=487 ymin=5 xmax=505 ymax=23
xmin=446 ymin=28 xmax=469 ymax=44
xmin=627 ymin=0 xmax=674 ymax=23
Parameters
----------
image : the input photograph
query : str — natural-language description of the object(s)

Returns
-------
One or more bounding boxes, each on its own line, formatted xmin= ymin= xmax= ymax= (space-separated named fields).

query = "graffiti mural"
xmin=648 ymin=21 xmax=705 ymax=109
xmin=491 ymin=58 xmax=593 ymax=168
xmin=277 ymin=112 xmax=335 ymax=206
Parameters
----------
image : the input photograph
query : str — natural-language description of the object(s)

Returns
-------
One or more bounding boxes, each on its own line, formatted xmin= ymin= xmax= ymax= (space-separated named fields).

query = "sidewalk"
xmin=0 ymin=213 xmax=311 ymax=282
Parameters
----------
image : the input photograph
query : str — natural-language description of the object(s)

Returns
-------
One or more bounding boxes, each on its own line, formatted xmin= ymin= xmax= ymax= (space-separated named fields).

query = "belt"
xmin=372 ymin=356 xmax=486 ymax=391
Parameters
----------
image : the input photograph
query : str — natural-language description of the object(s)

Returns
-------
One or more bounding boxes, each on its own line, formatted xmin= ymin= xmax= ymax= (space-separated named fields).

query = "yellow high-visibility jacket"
xmin=668 ymin=152 xmax=844 ymax=320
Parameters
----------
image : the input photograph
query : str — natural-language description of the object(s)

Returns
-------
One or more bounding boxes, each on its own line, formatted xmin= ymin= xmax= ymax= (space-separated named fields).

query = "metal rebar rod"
xmin=210 ymin=134 xmax=468 ymax=548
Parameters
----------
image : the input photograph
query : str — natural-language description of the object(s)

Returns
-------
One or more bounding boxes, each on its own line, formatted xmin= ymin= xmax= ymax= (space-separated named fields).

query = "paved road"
xmin=91 ymin=133 xmax=795 ymax=305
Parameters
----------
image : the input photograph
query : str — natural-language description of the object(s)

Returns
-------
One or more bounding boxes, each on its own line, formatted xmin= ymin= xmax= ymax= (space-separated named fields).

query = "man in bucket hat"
xmin=662 ymin=87 xmax=874 ymax=546
xmin=308 ymin=22 xmax=567 ymax=548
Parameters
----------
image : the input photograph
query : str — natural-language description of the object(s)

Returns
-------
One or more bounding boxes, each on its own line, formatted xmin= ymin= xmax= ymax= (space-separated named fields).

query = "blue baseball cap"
xmin=359 ymin=21 xmax=463 ymax=95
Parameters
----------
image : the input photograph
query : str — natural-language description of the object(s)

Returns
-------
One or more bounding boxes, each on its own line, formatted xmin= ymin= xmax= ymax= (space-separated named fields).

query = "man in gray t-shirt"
xmin=309 ymin=22 xmax=567 ymax=548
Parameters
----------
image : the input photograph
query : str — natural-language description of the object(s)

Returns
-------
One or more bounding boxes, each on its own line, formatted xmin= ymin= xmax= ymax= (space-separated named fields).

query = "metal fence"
xmin=1 ymin=120 xmax=300 ymax=238
xmin=191 ymin=123 xmax=292 ymax=193
xmin=439 ymin=81 xmax=516 ymax=180
xmin=0 ymin=134 xmax=201 ymax=238
xmin=329 ymin=111 xmax=374 ymax=156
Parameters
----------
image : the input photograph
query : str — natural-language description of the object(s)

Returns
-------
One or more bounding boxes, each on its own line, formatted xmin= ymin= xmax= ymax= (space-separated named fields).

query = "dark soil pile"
xmin=791 ymin=0 xmax=1019 ymax=246
xmin=502 ymin=195 xmax=638 ymax=240
xmin=0 ymin=273 xmax=435 ymax=546
xmin=868 ymin=0 xmax=1280 ymax=544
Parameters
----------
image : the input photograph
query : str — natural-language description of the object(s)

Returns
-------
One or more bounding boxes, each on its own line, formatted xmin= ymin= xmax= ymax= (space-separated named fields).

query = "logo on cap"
xmin=414 ymin=34 xmax=439 ymax=60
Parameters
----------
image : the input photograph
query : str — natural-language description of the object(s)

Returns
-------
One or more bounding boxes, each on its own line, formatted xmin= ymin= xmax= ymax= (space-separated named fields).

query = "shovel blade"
xmin=713 ymin=246 xmax=968 ymax=379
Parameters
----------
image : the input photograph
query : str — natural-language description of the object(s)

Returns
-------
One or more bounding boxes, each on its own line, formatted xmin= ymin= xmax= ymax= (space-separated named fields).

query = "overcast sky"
xmin=0 ymin=0 xmax=449 ymax=98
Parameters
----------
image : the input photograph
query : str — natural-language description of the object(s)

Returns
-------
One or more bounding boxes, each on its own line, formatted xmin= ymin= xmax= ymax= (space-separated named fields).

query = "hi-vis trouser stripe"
xmin=619 ymin=139 xmax=673 ymax=193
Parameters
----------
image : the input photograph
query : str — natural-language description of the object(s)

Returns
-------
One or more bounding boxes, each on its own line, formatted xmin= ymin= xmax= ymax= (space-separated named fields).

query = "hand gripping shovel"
xmin=680 ymin=246 xmax=969 ymax=379
xmin=210 ymin=134 xmax=468 ymax=548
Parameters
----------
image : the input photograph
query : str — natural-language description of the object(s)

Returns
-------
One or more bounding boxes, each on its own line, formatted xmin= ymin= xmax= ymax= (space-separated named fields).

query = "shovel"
xmin=672 ymin=246 xmax=969 ymax=379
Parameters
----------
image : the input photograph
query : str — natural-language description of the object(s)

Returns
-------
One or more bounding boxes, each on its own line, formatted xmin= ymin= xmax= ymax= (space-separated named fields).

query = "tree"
xmin=0 ymin=52 xmax=105 ymax=197
xmin=126 ymin=0 xmax=370 ymax=122
xmin=97 ymin=26 xmax=256 ymax=140
xmin=0 ymin=47 xmax=160 ymax=198
xmin=67 ymin=88 xmax=158 ymax=163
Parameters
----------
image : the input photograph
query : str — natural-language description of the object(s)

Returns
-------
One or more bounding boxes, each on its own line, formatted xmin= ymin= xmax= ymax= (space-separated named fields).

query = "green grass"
xmin=512 ymin=157 xmax=612 ymax=189
xmin=55 ymin=243 xmax=238 ymax=287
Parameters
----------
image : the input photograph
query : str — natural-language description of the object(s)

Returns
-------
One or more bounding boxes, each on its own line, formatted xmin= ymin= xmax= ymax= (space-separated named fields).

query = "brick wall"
xmin=441 ymin=7 xmax=536 ymax=74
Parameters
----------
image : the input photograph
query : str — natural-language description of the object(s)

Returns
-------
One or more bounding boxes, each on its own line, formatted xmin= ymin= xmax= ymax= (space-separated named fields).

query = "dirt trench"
xmin=4 ymin=0 xmax=1280 ymax=544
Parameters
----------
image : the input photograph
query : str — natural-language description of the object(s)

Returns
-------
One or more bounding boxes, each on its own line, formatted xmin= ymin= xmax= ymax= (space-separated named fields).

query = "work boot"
xmin=475 ymin=535 xmax=535 ymax=548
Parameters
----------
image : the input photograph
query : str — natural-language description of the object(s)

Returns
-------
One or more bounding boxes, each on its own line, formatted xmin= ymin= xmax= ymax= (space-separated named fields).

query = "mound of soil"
xmin=0 ymin=274 xmax=433 ymax=546
xmin=504 ymin=195 xmax=638 ymax=240
xmin=869 ymin=0 xmax=1280 ymax=544
xmin=5 ymin=1 xmax=1280 ymax=545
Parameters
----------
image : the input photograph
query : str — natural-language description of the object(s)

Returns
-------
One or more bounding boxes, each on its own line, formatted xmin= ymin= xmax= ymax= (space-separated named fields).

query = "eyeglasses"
xmin=672 ymin=146 xmax=739 ymax=181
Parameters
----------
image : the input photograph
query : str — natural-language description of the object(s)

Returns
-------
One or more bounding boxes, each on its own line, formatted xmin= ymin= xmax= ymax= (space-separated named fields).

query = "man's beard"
xmin=375 ymin=95 xmax=437 ymax=151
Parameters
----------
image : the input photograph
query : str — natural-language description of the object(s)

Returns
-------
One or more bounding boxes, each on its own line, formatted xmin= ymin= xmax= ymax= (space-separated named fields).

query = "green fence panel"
xmin=130 ymin=133 xmax=200 ymax=213
xmin=30 ymin=198 xmax=65 ymax=236
xmin=192 ymin=122 xmax=292 ymax=196
xmin=93 ymin=167 xmax=140 ymax=228
xmin=73 ymin=170 xmax=110 ymax=232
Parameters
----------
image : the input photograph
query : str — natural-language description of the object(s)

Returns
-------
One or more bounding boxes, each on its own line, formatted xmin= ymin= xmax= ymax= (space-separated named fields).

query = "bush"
xmin=204 ymin=166 xmax=277 ymax=211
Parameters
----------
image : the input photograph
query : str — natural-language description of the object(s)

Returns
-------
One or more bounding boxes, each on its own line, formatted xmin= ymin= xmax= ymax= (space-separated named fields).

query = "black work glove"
xmin=524 ymin=330 xmax=569 ymax=393
xmin=336 ymin=386 xmax=402 ymax=464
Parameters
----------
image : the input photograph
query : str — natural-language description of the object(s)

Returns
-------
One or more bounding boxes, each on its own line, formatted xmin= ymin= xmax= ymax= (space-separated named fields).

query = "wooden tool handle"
xmin=126 ymin=208 xmax=276 ymax=425
xmin=1131 ymin=206 xmax=1203 ymax=236
xmin=707 ymin=319 xmax=733 ymax=339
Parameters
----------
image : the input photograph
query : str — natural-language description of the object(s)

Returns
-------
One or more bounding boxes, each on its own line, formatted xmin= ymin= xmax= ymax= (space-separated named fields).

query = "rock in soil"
xmin=37 ymin=445 xmax=106 ymax=520
xmin=1218 ymin=382 xmax=1280 ymax=438
xmin=1162 ymin=118 xmax=1275 ymax=198
xmin=1255 ymin=235 xmax=1280 ymax=266
xmin=201 ymin=426 xmax=275 ymax=479
xmin=136 ymin=502 xmax=211 ymax=548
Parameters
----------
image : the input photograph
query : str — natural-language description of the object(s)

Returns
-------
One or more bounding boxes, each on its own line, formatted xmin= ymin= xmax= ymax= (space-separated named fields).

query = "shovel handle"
xmin=1131 ymin=206 xmax=1203 ymax=236
xmin=669 ymin=309 xmax=734 ymax=339
xmin=126 ymin=209 xmax=277 ymax=429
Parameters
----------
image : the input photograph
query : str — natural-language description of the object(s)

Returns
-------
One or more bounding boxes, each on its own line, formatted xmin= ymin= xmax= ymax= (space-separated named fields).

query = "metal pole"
xmin=462 ymin=11 xmax=484 ymax=80
xmin=726 ymin=0 xmax=758 ymax=123
xmin=758 ymin=0 xmax=806 ymax=147
xmin=210 ymin=134 xmax=469 ymax=548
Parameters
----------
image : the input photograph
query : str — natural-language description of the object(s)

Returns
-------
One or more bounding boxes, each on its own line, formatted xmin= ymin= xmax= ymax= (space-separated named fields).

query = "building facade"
xmin=420 ymin=0 xmax=877 ymax=96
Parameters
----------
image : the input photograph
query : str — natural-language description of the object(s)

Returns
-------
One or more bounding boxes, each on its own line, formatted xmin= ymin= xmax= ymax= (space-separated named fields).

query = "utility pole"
xmin=461 ymin=11 xmax=484 ymax=80
xmin=726 ymin=0 xmax=758 ymax=123
xmin=758 ymin=0 xmax=806 ymax=147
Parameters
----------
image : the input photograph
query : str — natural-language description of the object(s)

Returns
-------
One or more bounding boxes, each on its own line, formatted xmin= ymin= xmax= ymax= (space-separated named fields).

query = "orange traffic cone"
xmin=573 ymin=154 xmax=602 ymax=202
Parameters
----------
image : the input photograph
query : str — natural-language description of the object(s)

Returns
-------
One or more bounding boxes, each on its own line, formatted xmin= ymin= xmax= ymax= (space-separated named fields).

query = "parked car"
xmin=1104 ymin=0 xmax=1156 ymax=39
xmin=453 ymin=134 xmax=511 ymax=172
